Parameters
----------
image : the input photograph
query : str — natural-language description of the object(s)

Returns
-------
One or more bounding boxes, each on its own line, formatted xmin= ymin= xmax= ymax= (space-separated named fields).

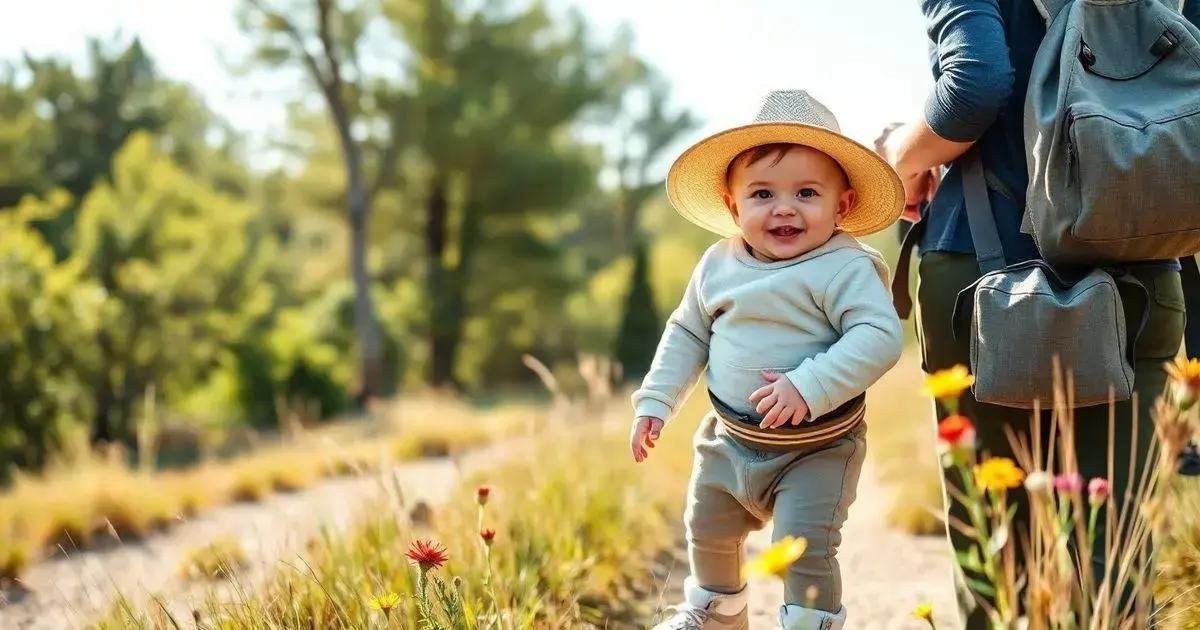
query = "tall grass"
xmin=97 ymin=403 xmax=700 ymax=628
xmin=928 ymin=361 xmax=1200 ymax=627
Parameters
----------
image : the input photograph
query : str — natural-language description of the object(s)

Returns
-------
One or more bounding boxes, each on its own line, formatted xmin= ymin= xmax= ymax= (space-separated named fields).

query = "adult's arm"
xmin=887 ymin=0 xmax=1015 ymax=186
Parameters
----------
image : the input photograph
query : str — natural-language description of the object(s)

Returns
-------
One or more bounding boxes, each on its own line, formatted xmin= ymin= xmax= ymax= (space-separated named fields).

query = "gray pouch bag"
xmin=953 ymin=260 xmax=1147 ymax=408
xmin=951 ymin=148 xmax=1148 ymax=409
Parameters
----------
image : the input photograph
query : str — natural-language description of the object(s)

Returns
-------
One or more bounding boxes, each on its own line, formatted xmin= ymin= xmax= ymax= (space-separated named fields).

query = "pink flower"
xmin=476 ymin=486 xmax=491 ymax=506
xmin=1054 ymin=473 xmax=1083 ymax=494
xmin=1088 ymin=477 xmax=1110 ymax=505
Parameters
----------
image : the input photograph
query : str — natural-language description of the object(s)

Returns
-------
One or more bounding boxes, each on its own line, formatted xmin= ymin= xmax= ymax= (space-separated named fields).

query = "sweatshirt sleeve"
xmin=784 ymin=255 xmax=904 ymax=418
xmin=922 ymin=0 xmax=1015 ymax=142
xmin=630 ymin=258 xmax=712 ymax=422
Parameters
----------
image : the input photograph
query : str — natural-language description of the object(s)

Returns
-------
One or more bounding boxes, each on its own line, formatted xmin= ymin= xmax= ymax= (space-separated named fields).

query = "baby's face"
xmin=723 ymin=146 xmax=857 ymax=262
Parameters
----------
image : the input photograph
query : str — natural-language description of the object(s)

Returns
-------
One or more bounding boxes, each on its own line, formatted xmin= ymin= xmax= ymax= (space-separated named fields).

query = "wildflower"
xmin=974 ymin=457 xmax=1025 ymax=492
xmin=1053 ymin=472 xmax=1083 ymax=495
xmin=1165 ymin=356 xmax=1200 ymax=409
xmin=937 ymin=415 xmax=976 ymax=448
xmin=368 ymin=591 xmax=402 ymax=613
xmin=745 ymin=536 xmax=807 ymax=579
xmin=1087 ymin=477 xmax=1110 ymax=505
xmin=923 ymin=366 xmax=975 ymax=400
xmin=406 ymin=539 xmax=449 ymax=571
xmin=480 ymin=528 xmax=496 ymax=546
xmin=476 ymin=486 xmax=491 ymax=506
xmin=1024 ymin=471 xmax=1053 ymax=496
xmin=913 ymin=602 xmax=936 ymax=627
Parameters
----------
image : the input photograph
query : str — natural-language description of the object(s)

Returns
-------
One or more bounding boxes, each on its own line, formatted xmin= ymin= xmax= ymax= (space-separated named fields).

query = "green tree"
xmin=611 ymin=70 xmax=697 ymax=379
xmin=0 ymin=39 xmax=241 ymax=255
xmin=67 ymin=132 xmax=273 ymax=444
xmin=239 ymin=0 xmax=389 ymax=402
xmin=0 ymin=192 xmax=101 ymax=474
xmin=380 ymin=0 xmax=624 ymax=387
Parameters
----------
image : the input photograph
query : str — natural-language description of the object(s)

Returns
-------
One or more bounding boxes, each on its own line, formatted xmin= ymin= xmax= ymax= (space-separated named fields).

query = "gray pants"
xmin=683 ymin=412 xmax=867 ymax=613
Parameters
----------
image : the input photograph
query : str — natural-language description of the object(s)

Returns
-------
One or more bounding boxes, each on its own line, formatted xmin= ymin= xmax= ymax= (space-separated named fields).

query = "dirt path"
xmin=0 ymin=439 xmax=525 ymax=629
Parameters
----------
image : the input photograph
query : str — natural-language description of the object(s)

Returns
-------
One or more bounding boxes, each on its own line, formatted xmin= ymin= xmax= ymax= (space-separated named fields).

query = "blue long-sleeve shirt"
xmin=919 ymin=0 xmax=1200 ymax=262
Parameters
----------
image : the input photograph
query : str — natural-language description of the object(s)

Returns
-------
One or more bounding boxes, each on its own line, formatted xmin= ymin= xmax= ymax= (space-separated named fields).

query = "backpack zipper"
xmin=1065 ymin=110 xmax=1077 ymax=186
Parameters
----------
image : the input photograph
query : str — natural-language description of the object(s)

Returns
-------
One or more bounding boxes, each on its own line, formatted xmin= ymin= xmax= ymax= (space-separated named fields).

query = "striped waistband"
xmin=708 ymin=389 xmax=865 ymax=451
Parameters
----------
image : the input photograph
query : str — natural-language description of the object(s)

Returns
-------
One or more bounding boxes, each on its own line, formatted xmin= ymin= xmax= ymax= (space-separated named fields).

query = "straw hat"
xmin=666 ymin=90 xmax=904 ymax=238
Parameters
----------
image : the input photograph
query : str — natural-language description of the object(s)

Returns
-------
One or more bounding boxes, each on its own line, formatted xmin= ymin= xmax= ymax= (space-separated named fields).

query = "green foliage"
xmin=0 ymin=2 xmax=700 ymax=472
xmin=615 ymin=242 xmax=661 ymax=379
xmin=0 ymin=192 xmax=100 ymax=475
xmin=65 ymin=132 xmax=274 ymax=443
xmin=0 ymin=38 xmax=244 ymax=255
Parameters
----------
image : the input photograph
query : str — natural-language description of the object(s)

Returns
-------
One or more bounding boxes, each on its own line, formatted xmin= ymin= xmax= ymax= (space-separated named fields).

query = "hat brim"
xmin=666 ymin=122 xmax=904 ymax=238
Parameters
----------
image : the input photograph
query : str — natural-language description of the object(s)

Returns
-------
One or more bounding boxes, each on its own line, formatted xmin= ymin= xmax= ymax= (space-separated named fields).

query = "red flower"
xmin=480 ymin=528 xmax=496 ymax=546
xmin=476 ymin=486 xmax=491 ymax=506
xmin=937 ymin=415 xmax=975 ymax=447
xmin=406 ymin=539 xmax=449 ymax=571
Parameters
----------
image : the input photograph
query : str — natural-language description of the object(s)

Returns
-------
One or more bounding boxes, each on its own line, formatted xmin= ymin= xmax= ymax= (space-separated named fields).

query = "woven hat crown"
xmin=752 ymin=90 xmax=841 ymax=133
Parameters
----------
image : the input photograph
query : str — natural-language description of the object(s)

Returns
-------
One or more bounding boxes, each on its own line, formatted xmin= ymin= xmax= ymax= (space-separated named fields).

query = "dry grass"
xmin=0 ymin=393 xmax=533 ymax=579
xmin=98 ymin=392 xmax=700 ymax=629
xmin=179 ymin=537 xmax=249 ymax=581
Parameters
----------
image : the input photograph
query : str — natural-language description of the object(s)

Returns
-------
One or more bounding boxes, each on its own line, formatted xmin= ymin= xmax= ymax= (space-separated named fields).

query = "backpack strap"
xmin=891 ymin=217 xmax=926 ymax=319
xmin=1031 ymin=0 xmax=1074 ymax=24
xmin=1181 ymin=255 xmax=1200 ymax=359
xmin=962 ymin=146 xmax=1007 ymax=275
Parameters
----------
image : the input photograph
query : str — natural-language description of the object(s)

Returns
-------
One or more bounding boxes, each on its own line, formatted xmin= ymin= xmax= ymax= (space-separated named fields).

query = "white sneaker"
xmin=778 ymin=604 xmax=847 ymax=630
xmin=652 ymin=577 xmax=749 ymax=630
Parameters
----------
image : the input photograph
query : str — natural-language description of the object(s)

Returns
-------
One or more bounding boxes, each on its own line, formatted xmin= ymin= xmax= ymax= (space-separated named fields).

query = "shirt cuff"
xmin=633 ymin=397 xmax=673 ymax=422
xmin=785 ymin=360 xmax=833 ymax=419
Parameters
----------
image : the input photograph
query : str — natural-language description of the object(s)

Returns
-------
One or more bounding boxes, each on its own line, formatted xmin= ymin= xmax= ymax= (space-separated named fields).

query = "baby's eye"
xmin=751 ymin=189 xmax=772 ymax=200
xmin=798 ymin=188 xmax=818 ymax=198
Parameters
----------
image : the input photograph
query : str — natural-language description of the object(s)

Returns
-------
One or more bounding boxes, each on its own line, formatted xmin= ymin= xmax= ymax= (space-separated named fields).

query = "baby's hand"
xmin=748 ymin=371 xmax=810 ymax=429
xmin=630 ymin=416 xmax=665 ymax=463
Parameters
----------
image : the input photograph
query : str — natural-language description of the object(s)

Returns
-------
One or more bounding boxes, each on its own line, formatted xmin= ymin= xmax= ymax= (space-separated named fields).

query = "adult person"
xmin=881 ymin=0 xmax=1200 ymax=626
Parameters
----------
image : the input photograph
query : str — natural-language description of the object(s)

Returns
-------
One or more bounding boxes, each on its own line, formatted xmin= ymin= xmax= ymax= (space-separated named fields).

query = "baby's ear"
xmin=836 ymin=188 xmax=858 ymax=222
xmin=722 ymin=191 xmax=740 ymax=224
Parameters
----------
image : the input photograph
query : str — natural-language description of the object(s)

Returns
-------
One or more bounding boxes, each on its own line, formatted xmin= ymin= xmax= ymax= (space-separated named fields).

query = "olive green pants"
xmin=683 ymin=412 xmax=867 ymax=613
xmin=916 ymin=251 xmax=1184 ymax=628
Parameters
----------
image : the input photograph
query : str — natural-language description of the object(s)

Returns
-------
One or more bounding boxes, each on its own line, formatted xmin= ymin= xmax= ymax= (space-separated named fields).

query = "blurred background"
xmin=0 ymin=0 xmax=931 ymax=476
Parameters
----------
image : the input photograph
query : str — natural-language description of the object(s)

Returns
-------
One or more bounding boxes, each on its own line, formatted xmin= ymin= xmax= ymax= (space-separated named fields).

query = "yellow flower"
xmin=974 ymin=457 xmax=1025 ymax=492
xmin=913 ymin=602 xmax=936 ymax=627
xmin=923 ymin=365 xmax=975 ymax=400
xmin=1165 ymin=356 xmax=1200 ymax=408
xmin=367 ymin=591 xmax=402 ymax=613
xmin=744 ymin=536 xmax=807 ymax=579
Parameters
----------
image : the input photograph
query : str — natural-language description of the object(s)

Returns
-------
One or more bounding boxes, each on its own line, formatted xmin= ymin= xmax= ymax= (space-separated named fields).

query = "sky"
xmin=0 ymin=0 xmax=934 ymax=169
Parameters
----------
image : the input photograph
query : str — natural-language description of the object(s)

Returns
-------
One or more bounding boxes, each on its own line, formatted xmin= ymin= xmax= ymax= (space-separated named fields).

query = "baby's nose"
xmin=772 ymin=201 xmax=798 ymax=215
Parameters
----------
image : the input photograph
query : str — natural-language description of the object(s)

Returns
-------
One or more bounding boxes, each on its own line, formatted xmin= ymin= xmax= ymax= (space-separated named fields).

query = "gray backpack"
xmin=951 ymin=0 xmax=1200 ymax=408
xmin=1024 ymin=0 xmax=1200 ymax=265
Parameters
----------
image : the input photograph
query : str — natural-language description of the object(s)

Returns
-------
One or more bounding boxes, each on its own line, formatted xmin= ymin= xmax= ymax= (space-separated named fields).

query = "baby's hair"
xmin=724 ymin=143 xmax=850 ymax=192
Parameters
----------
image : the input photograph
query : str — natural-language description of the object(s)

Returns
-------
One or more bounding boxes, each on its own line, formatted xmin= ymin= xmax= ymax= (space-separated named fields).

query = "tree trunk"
xmin=437 ymin=198 xmax=482 ymax=389
xmin=347 ymin=167 xmax=385 ymax=404
xmin=91 ymin=331 xmax=115 ymax=444
xmin=425 ymin=174 xmax=457 ymax=388
xmin=332 ymin=107 xmax=384 ymax=404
